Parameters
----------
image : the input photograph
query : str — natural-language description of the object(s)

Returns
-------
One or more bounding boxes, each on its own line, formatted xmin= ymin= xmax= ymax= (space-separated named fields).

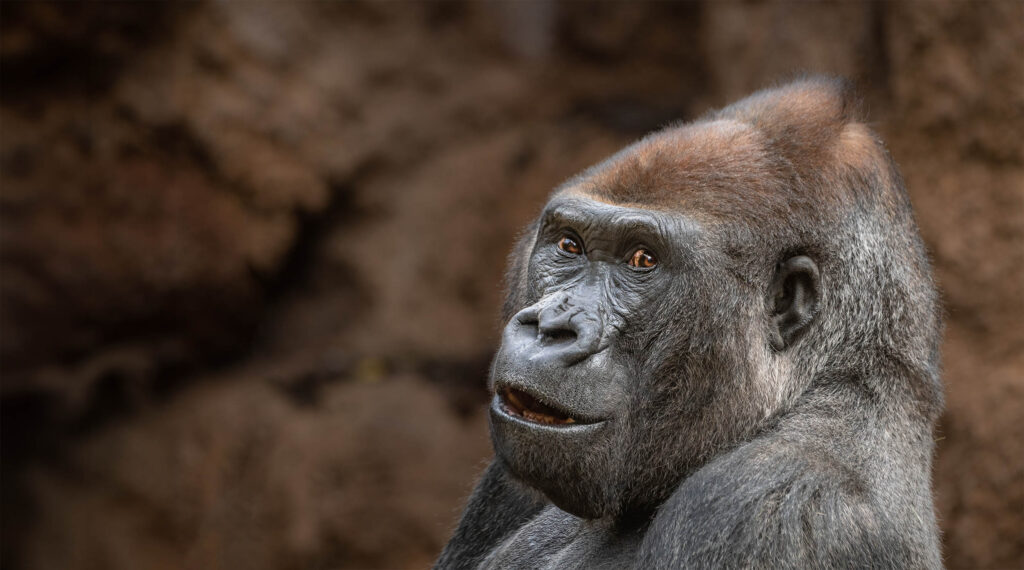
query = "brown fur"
xmin=557 ymin=77 xmax=873 ymax=222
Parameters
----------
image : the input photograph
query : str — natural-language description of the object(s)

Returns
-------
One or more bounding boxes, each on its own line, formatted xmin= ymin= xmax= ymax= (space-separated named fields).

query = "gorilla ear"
xmin=767 ymin=255 xmax=820 ymax=351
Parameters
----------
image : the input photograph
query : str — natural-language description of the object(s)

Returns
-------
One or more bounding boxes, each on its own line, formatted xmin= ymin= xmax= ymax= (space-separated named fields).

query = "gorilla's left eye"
xmin=628 ymin=248 xmax=657 ymax=269
xmin=557 ymin=236 xmax=583 ymax=255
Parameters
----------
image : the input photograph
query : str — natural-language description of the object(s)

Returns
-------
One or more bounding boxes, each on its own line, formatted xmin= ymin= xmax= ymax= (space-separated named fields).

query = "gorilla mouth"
xmin=500 ymin=387 xmax=583 ymax=426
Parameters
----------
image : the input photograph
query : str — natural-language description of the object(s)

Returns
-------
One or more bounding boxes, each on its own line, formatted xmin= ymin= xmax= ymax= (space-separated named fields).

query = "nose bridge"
xmin=536 ymin=290 xmax=590 ymax=334
xmin=532 ymin=276 xmax=609 ymax=362
xmin=540 ymin=268 xmax=605 ymax=320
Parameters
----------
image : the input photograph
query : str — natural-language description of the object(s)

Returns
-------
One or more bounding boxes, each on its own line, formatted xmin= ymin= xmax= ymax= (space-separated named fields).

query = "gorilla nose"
xmin=505 ymin=293 xmax=604 ymax=366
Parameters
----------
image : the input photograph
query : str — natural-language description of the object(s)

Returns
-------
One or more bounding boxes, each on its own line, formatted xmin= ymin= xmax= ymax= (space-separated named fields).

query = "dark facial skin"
xmin=490 ymin=195 xmax=712 ymax=519
xmin=490 ymin=191 xmax=824 ymax=521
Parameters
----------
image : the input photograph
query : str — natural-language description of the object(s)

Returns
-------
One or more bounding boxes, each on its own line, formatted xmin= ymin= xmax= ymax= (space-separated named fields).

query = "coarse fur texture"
xmin=436 ymin=77 xmax=944 ymax=569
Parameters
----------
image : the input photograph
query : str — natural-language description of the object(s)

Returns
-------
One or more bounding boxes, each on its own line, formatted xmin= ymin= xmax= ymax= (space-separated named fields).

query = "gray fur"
xmin=436 ymin=77 xmax=943 ymax=570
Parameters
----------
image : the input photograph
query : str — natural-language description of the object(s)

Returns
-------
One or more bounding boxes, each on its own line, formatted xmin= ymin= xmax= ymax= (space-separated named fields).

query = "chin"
xmin=490 ymin=394 xmax=621 ymax=519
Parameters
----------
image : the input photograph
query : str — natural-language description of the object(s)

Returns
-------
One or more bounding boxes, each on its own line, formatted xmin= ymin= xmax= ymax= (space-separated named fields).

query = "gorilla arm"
xmin=636 ymin=382 xmax=938 ymax=570
xmin=434 ymin=461 xmax=546 ymax=570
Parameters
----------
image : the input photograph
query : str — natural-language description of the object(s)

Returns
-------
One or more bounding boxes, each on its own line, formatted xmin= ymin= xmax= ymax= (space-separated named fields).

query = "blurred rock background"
xmin=1 ymin=2 xmax=1020 ymax=569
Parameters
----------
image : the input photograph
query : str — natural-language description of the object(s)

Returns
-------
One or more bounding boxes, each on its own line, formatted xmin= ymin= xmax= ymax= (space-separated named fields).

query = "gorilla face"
xmin=489 ymin=188 xmax=821 ymax=519
xmin=490 ymin=194 xmax=733 ymax=519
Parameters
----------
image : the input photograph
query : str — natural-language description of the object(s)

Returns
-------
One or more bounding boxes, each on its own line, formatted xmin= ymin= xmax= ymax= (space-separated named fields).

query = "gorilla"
xmin=436 ymin=77 xmax=944 ymax=569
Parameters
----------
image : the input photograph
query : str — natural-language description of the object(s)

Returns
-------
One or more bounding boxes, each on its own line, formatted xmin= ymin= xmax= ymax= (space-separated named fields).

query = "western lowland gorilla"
xmin=436 ymin=77 xmax=944 ymax=569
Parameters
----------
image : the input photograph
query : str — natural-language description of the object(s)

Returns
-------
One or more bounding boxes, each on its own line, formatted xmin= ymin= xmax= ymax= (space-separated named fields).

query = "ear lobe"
xmin=768 ymin=255 xmax=820 ymax=351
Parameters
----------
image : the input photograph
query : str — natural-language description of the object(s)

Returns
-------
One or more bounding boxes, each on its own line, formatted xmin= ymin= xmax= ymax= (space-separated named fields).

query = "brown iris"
xmin=629 ymin=248 xmax=657 ymax=269
xmin=558 ymin=236 xmax=582 ymax=255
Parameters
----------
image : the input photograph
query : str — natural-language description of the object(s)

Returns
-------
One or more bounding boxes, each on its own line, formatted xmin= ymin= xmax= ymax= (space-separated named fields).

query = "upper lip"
xmin=496 ymin=386 xmax=603 ymax=426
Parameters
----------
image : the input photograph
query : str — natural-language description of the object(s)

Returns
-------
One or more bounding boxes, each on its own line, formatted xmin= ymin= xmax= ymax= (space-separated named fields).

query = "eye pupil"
xmin=558 ymin=236 xmax=582 ymax=255
xmin=630 ymin=249 xmax=657 ymax=269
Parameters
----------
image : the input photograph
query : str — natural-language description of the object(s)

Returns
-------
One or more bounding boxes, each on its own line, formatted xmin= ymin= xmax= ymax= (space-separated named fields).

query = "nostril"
xmin=517 ymin=314 xmax=538 ymax=326
xmin=538 ymin=326 xmax=577 ymax=345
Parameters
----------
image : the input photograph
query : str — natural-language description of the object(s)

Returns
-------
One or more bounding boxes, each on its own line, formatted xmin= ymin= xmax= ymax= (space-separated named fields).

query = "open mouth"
xmin=499 ymin=387 xmax=583 ymax=426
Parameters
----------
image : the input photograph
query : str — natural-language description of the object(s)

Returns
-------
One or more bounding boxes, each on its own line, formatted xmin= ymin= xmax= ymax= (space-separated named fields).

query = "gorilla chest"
xmin=480 ymin=506 xmax=641 ymax=570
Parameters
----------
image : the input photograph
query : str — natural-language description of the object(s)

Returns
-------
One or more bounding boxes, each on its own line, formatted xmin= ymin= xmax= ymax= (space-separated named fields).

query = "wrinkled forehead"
xmin=557 ymin=119 xmax=781 ymax=211
xmin=539 ymin=194 xmax=701 ymax=238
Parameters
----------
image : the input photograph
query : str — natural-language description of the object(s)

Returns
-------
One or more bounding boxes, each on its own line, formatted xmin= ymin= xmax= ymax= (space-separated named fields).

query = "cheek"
xmin=615 ymin=277 xmax=693 ymax=346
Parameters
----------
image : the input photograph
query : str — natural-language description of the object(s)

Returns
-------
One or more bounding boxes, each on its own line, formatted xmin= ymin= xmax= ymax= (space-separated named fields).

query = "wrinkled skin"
xmin=436 ymin=77 xmax=944 ymax=570
xmin=491 ymin=197 xmax=706 ymax=520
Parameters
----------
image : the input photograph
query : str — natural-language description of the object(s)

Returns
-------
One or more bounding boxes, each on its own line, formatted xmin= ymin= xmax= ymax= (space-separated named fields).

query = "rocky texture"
xmin=18 ymin=373 xmax=490 ymax=570
xmin=2 ymin=2 xmax=1021 ymax=568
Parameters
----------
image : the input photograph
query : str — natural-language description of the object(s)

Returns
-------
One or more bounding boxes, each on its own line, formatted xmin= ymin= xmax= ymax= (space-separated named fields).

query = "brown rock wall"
xmin=2 ymin=2 xmax=1020 ymax=568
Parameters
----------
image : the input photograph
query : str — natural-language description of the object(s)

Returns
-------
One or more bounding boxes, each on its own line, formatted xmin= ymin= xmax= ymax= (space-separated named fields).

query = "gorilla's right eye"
xmin=557 ymin=236 xmax=583 ymax=255
xmin=628 ymin=248 xmax=657 ymax=269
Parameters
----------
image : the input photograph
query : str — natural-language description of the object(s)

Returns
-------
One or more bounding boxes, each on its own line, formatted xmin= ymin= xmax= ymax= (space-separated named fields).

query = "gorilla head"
xmin=487 ymin=77 xmax=942 ymax=522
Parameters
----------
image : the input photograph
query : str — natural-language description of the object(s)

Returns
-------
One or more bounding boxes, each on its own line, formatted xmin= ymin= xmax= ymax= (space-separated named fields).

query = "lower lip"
xmin=490 ymin=394 xmax=608 ymax=432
